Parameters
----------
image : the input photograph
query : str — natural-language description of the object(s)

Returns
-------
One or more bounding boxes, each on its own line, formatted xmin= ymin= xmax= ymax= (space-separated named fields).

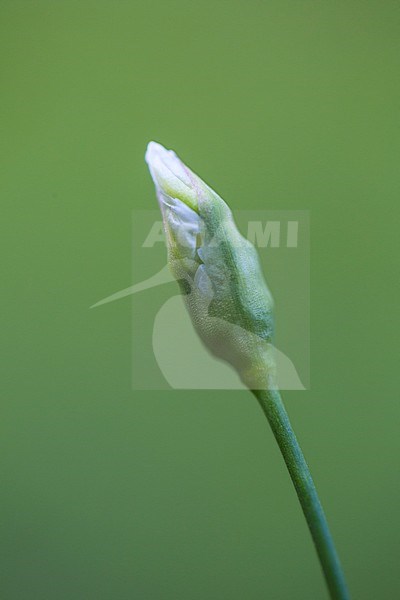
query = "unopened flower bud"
xmin=145 ymin=141 xmax=276 ymax=390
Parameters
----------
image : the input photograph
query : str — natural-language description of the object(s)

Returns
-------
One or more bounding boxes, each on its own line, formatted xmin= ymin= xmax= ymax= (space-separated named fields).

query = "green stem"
xmin=252 ymin=388 xmax=350 ymax=600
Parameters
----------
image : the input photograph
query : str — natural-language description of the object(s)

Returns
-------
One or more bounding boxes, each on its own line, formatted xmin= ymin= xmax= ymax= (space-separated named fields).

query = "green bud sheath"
xmin=145 ymin=141 xmax=276 ymax=390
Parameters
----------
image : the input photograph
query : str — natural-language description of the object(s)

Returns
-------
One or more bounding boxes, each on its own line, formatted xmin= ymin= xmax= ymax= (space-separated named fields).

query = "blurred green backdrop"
xmin=1 ymin=1 xmax=399 ymax=599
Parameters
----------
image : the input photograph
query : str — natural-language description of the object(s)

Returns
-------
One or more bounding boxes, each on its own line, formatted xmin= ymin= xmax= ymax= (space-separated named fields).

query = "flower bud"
xmin=145 ymin=141 xmax=276 ymax=390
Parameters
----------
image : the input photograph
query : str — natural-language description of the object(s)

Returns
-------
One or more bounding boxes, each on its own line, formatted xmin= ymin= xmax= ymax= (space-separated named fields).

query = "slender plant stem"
xmin=252 ymin=388 xmax=350 ymax=600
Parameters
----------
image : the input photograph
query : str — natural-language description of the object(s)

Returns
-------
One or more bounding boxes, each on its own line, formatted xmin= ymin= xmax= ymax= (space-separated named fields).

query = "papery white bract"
xmin=145 ymin=141 xmax=199 ymax=212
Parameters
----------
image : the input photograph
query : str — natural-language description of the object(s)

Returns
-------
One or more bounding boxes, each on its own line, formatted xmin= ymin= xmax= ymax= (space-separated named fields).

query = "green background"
xmin=1 ymin=1 xmax=399 ymax=598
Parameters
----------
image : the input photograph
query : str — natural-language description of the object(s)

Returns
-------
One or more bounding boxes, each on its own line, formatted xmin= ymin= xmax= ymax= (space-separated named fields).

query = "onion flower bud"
xmin=145 ymin=141 xmax=276 ymax=390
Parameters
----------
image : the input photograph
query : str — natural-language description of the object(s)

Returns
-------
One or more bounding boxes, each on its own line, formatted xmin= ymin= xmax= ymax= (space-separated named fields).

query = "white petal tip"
xmin=145 ymin=141 xmax=168 ymax=166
